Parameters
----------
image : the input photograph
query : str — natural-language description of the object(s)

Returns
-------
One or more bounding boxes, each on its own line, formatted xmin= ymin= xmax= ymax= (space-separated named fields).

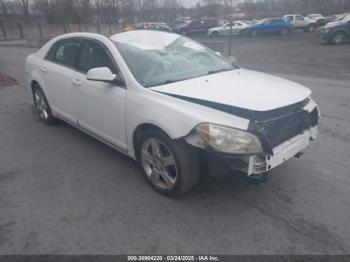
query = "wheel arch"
xmin=132 ymin=123 xmax=175 ymax=160
xmin=31 ymin=80 xmax=39 ymax=93
xmin=333 ymin=29 xmax=349 ymax=37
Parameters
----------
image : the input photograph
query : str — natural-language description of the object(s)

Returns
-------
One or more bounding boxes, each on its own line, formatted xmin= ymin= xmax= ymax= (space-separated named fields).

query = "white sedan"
xmin=26 ymin=31 xmax=320 ymax=197
xmin=207 ymin=21 xmax=251 ymax=37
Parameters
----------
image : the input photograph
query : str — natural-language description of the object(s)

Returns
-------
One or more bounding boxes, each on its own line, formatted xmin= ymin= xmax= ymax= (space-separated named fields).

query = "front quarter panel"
xmin=125 ymin=86 xmax=250 ymax=157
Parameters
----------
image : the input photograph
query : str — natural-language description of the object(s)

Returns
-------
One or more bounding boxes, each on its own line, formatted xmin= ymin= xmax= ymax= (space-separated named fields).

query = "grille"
xmin=251 ymin=108 xmax=318 ymax=150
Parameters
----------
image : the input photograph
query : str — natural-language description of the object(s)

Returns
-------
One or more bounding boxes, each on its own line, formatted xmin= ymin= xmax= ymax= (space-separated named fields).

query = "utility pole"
xmin=228 ymin=15 xmax=234 ymax=57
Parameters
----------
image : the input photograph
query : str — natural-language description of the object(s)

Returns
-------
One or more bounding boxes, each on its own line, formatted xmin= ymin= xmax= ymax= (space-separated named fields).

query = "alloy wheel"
xmin=333 ymin=32 xmax=345 ymax=44
xmin=141 ymin=138 xmax=177 ymax=190
xmin=34 ymin=88 xmax=49 ymax=121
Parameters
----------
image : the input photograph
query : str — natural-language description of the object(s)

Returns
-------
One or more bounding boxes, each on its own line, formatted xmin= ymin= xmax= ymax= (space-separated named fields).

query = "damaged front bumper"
xmin=184 ymin=99 xmax=320 ymax=179
xmin=189 ymin=126 xmax=318 ymax=178
xmin=246 ymin=126 xmax=318 ymax=176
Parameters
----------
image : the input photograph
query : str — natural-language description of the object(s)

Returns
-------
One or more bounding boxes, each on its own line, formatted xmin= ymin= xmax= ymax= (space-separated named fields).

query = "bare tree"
xmin=18 ymin=0 xmax=30 ymax=22
xmin=0 ymin=0 xmax=9 ymax=17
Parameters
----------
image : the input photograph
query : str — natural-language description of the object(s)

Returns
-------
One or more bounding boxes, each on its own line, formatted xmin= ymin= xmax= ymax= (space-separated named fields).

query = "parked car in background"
xmin=123 ymin=22 xmax=171 ymax=32
xmin=171 ymin=18 xmax=191 ymax=29
xmin=284 ymin=14 xmax=317 ymax=32
xmin=145 ymin=23 xmax=171 ymax=32
xmin=307 ymin=14 xmax=327 ymax=26
xmin=325 ymin=12 xmax=350 ymax=24
xmin=240 ymin=18 xmax=293 ymax=37
xmin=173 ymin=19 xmax=219 ymax=35
xmin=123 ymin=22 xmax=149 ymax=32
xmin=207 ymin=21 xmax=251 ymax=37
xmin=218 ymin=19 xmax=229 ymax=26
xmin=320 ymin=14 xmax=350 ymax=44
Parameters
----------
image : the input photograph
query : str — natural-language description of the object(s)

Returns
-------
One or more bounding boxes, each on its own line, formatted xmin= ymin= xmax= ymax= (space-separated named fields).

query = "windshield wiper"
xmin=147 ymin=79 xmax=179 ymax=88
xmin=206 ymin=68 xmax=234 ymax=76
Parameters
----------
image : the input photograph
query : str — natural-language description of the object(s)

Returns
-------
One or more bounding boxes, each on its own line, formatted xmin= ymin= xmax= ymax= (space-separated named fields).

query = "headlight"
xmin=196 ymin=123 xmax=263 ymax=154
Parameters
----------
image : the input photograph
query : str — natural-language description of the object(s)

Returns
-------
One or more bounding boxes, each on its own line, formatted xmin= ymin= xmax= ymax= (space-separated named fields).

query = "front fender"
xmin=125 ymin=88 xmax=250 ymax=157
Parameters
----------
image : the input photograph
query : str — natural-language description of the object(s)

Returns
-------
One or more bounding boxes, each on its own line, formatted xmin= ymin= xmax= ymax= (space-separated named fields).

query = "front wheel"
xmin=307 ymin=24 xmax=315 ymax=32
xmin=332 ymin=32 xmax=346 ymax=44
xmin=210 ymin=31 xmax=219 ymax=37
xmin=137 ymin=128 xmax=200 ymax=197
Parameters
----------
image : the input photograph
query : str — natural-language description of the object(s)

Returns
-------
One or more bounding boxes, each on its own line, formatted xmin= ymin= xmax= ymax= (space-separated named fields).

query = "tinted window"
xmin=271 ymin=19 xmax=283 ymax=24
xmin=190 ymin=21 xmax=201 ymax=26
xmin=49 ymin=39 xmax=81 ymax=68
xmin=77 ymin=40 xmax=116 ymax=74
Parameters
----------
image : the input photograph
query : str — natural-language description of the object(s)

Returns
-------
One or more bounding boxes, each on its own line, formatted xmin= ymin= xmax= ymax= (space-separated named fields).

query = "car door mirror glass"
xmin=87 ymin=67 xmax=116 ymax=82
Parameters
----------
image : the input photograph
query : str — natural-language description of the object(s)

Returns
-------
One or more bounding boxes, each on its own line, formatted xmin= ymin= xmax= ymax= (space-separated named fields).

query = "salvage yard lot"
xmin=0 ymin=31 xmax=350 ymax=254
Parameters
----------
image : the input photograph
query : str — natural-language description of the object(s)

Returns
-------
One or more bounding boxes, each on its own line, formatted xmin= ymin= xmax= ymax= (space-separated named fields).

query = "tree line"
xmin=0 ymin=0 xmax=349 ymax=25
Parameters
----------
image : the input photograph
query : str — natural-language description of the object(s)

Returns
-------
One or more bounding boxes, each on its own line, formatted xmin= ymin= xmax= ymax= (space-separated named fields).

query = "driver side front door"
xmin=73 ymin=39 xmax=127 ymax=151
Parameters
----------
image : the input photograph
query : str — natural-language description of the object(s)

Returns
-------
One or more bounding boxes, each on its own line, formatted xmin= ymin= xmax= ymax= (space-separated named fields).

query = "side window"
xmin=271 ymin=19 xmax=283 ymax=24
xmin=49 ymin=39 xmax=81 ymax=68
xmin=296 ymin=16 xmax=304 ymax=20
xmin=191 ymin=21 xmax=200 ymax=26
xmin=77 ymin=40 xmax=116 ymax=74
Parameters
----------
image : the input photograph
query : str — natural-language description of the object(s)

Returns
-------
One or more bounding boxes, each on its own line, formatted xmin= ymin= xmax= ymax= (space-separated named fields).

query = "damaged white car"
xmin=26 ymin=31 xmax=320 ymax=197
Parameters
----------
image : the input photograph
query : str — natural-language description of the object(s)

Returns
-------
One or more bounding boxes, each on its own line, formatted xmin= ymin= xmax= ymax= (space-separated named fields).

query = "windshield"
xmin=113 ymin=35 xmax=235 ymax=87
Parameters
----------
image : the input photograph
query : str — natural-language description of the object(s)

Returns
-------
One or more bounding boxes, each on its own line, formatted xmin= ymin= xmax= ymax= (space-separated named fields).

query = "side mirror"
xmin=215 ymin=51 xmax=222 ymax=56
xmin=228 ymin=56 xmax=238 ymax=66
xmin=87 ymin=67 xmax=116 ymax=82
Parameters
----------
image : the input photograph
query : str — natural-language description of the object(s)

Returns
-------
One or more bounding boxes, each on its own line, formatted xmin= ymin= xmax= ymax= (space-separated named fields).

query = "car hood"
xmin=150 ymin=69 xmax=311 ymax=112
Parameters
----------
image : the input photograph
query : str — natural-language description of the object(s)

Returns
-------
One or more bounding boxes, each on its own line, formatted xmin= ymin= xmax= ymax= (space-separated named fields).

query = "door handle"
xmin=72 ymin=78 xmax=82 ymax=86
xmin=41 ymin=67 xmax=47 ymax=73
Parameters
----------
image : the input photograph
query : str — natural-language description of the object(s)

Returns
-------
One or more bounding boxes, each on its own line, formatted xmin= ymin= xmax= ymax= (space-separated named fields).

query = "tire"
xmin=280 ymin=28 xmax=289 ymax=36
xmin=307 ymin=24 xmax=315 ymax=32
xmin=32 ymin=84 xmax=58 ymax=125
xmin=332 ymin=31 xmax=346 ymax=45
xmin=136 ymin=128 xmax=200 ymax=197
xmin=211 ymin=31 xmax=219 ymax=37
xmin=251 ymin=30 xmax=259 ymax=37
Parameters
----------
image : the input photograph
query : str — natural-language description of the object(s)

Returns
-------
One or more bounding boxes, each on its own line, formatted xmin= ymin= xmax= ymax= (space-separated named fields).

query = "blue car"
xmin=240 ymin=18 xmax=293 ymax=37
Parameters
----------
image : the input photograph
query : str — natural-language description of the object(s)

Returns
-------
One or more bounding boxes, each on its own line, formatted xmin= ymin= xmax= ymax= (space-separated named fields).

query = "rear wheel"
xmin=137 ymin=128 xmax=200 ymax=197
xmin=332 ymin=31 xmax=346 ymax=44
xmin=32 ymin=84 xmax=58 ymax=125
